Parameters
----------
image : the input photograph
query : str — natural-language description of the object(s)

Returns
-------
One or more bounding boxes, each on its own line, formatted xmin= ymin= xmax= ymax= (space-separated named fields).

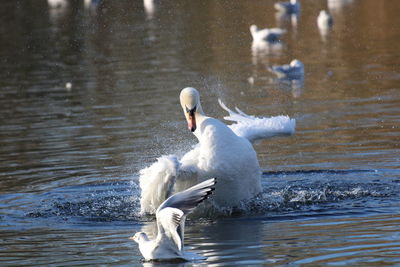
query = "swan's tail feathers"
xmin=218 ymin=99 xmax=296 ymax=143
xmin=139 ymin=155 xmax=180 ymax=215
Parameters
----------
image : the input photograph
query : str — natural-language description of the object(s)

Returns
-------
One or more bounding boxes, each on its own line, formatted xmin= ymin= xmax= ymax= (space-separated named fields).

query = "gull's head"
xmin=129 ymin=232 xmax=148 ymax=244
xmin=180 ymin=87 xmax=203 ymax=132
xmin=290 ymin=59 xmax=303 ymax=67
xmin=319 ymin=10 xmax=328 ymax=17
xmin=249 ymin=25 xmax=258 ymax=34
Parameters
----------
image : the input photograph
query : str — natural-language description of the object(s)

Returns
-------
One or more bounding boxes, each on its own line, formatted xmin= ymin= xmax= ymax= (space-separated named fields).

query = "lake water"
xmin=1 ymin=0 xmax=399 ymax=266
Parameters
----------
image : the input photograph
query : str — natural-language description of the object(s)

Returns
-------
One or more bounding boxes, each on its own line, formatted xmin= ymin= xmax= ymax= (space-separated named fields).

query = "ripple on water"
xmin=0 ymin=169 xmax=394 ymax=227
xmin=292 ymin=214 xmax=400 ymax=265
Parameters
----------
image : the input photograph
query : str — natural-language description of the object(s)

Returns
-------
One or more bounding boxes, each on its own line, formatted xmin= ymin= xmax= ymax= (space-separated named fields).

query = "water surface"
xmin=0 ymin=0 xmax=399 ymax=266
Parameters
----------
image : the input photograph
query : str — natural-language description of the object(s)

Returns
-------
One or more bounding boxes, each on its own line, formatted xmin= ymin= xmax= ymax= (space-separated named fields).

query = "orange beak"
xmin=188 ymin=114 xmax=196 ymax=132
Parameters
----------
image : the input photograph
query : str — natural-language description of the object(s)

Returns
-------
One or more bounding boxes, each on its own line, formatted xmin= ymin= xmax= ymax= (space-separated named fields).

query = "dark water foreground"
xmin=1 ymin=170 xmax=399 ymax=266
xmin=1 ymin=0 xmax=400 ymax=266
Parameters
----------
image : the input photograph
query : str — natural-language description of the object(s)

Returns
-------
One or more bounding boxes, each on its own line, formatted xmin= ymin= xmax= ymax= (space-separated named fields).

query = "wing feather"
xmin=156 ymin=207 xmax=184 ymax=250
xmin=157 ymin=178 xmax=216 ymax=215
xmin=155 ymin=178 xmax=216 ymax=251
xmin=219 ymin=99 xmax=296 ymax=142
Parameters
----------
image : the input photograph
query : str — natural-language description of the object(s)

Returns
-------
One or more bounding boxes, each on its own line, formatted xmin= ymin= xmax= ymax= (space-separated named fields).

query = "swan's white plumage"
xmin=218 ymin=100 xmax=296 ymax=142
xmin=139 ymin=88 xmax=295 ymax=215
xmin=140 ymin=155 xmax=179 ymax=213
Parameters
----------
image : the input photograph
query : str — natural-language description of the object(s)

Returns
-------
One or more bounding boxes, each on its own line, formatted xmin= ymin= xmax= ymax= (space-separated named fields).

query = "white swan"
xmin=131 ymin=178 xmax=216 ymax=261
xmin=250 ymin=25 xmax=286 ymax=43
xmin=139 ymin=87 xmax=295 ymax=215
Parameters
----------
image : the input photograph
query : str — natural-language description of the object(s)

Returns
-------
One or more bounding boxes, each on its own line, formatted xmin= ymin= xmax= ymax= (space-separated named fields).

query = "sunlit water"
xmin=1 ymin=0 xmax=399 ymax=266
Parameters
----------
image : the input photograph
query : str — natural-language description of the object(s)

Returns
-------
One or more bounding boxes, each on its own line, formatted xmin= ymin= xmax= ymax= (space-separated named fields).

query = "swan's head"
xmin=180 ymin=87 xmax=204 ymax=132
xmin=129 ymin=232 xmax=148 ymax=244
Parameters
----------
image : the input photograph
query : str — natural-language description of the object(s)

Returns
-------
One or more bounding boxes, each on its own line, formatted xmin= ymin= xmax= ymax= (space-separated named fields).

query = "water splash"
xmin=16 ymin=169 xmax=397 ymax=225
xmin=25 ymin=182 xmax=143 ymax=223
xmin=247 ymin=180 xmax=392 ymax=215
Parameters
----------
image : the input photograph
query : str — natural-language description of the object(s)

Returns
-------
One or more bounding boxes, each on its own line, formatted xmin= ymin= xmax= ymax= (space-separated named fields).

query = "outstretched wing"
xmin=157 ymin=178 xmax=216 ymax=215
xmin=269 ymin=64 xmax=292 ymax=78
xmin=156 ymin=178 xmax=216 ymax=251
xmin=271 ymin=63 xmax=290 ymax=73
xmin=219 ymin=100 xmax=296 ymax=143
xmin=156 ymin=207 xmax=185 ymax=251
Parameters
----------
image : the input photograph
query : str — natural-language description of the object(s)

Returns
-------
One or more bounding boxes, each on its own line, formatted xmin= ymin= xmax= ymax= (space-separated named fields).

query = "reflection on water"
xmin=251 ymin=41 xmax=285 ymax=62
xmin=275 ymin=12 xmax=299 ymax=29
xmin=0 ymin=0 xmax=400 ymax=266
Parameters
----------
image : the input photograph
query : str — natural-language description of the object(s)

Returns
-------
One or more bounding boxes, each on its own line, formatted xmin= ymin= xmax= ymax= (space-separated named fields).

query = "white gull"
xmin=47 ymin=0 xmax=67 ymax=8
xmin=250 ymin=25 xmax=286 ymax=43
xmin=131 ymin=178 xmax=216 ymax=261
xmin=268 ymin=59 xmax=304 ymax=79
xmin=318 ymin=10 xmax=334 ymax=30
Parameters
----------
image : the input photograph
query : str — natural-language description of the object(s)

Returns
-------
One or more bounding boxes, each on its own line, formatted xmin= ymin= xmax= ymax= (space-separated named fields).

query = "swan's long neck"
xmin=191 ymin=104 xmax=208 ymax=138
xmin=193 ymin=108 xmax=207 ymax=132
xmin=194 ymin=102 xmax=205 ymax=116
